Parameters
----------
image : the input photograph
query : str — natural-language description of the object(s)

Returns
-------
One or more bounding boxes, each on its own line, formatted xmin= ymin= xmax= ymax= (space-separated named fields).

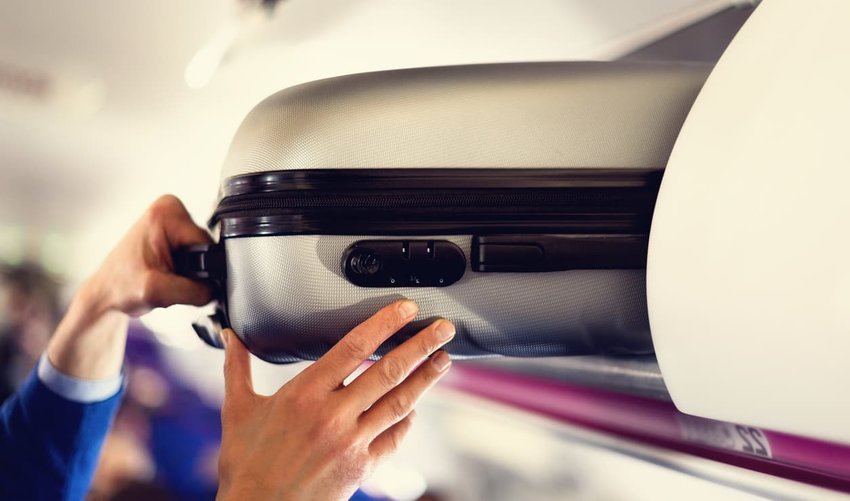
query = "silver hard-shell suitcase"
xmin=177 ymin=61 xmax=709 ymax=363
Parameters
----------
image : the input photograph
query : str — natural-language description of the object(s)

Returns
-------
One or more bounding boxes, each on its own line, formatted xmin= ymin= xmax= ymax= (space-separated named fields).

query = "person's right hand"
xmin=217 ymin=300 xmax=454 ymax=501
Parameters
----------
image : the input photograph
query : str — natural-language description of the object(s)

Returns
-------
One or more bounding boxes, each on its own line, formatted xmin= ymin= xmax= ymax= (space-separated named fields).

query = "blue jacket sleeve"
xmin=0 ymin=367 xmax=123 ymax=501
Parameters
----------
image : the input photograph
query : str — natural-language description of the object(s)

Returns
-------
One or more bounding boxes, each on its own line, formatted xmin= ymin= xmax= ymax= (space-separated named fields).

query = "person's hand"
xmin=217 ymin=300 xmax=454 ymax=501
xmin=84 ymin=194 xmax=213 ymax=317
xmin=47 ymin=195 xmax=212 ymax=379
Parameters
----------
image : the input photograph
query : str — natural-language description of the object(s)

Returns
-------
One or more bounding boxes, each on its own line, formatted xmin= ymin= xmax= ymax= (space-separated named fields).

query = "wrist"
xmin=216 ymin=480 xmax=255 ymax=501
xmin=75 ymin=272 xmax=115 ymax=321
xmin=216 ymin=469 xmax=300 ymax=501
xmin=46 ymin=276 xmax=130 ymax=380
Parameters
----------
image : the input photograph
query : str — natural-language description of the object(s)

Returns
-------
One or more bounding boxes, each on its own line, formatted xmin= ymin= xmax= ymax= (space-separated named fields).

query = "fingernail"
xmin=431 ymin=351 xmax=451 ymax=372
xmin=435 ymin=320 xmax=456 ymax=342
xmin=221 ymin=329 xmax=230 ymax=347
xmin=398 ymin=300 xmax=419 ymax=319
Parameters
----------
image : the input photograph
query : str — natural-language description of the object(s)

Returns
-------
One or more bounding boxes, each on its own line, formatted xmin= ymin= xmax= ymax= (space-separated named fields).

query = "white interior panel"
xmin=648 ymin=0 xmax=850 ymax=444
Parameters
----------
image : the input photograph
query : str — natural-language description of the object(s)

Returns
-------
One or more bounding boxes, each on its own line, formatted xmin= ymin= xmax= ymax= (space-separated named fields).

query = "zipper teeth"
xmin=214 ymin=189 xmax=649 ymax=216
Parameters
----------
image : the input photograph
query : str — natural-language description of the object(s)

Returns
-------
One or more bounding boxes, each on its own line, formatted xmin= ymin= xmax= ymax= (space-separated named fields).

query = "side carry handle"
xmin=173 ymin=243 xmax=226 ymax=282
xmin=172 ymin=243 xmax=229 ymax=350
xmin=471 ymin=234 xmax=647 ymax=272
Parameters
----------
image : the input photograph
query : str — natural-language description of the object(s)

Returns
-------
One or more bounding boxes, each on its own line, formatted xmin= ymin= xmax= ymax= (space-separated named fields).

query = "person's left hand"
xmin=85 ymin=194 xmax=213 ymax=318
xmin=48 ymin=195 xmax=213 ymax=379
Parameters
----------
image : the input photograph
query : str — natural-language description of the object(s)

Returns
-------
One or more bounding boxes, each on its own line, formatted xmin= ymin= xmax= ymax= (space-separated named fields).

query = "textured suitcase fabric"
xmin=205 ymin=62 xmax=710 ymax=364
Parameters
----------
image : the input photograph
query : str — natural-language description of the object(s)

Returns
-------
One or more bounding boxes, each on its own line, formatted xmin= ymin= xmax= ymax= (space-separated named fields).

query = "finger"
xmin=299 ymin=300 xmax=419 ymax=390
xmin=345 ymin=320 xmax=455 ymax=410
xmin=144 ymin=270 xmax=213 ymax=309
xmin=166 ymin=216 xmax=212 ymax=249
xmin=223 ymin=329 xmax=254 ymax=404
xmin=360 ymin=351 xmax=450 ymax=439
xmin=156 ymin=194 xmax=213 ymax=249
xmin=369 ymin=411 xmax=416 ymax=460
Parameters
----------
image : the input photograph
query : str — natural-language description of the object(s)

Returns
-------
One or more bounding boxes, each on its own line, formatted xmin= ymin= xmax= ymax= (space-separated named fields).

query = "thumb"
xmin=223 ymin=329 xmax=254 ymax=403
xmin=146 ymin=271 xmax=213 ymax=309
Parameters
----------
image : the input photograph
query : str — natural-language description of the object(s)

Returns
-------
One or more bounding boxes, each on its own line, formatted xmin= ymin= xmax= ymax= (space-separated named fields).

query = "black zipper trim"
xmin=214 ymin=168 xmax=662 ymax=238
xmin=223 ymin=168 xmax=662 ymax=196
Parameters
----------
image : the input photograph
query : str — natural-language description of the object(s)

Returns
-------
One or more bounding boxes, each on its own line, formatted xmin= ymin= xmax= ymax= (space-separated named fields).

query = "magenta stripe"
xmin=444 ymin=364 xmax=850 ymax=493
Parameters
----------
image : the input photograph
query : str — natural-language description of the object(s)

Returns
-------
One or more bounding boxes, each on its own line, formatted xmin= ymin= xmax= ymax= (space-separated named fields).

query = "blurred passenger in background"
xmin=0 ymin=260 xmax=219 ymax=500
xmin=88 ymin=324 xmax=221 ymax=501
xmin=0 ymin=263 xmax=62 ymax=402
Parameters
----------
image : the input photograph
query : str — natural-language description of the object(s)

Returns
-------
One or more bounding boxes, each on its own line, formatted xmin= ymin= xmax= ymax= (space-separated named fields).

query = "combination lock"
xmin=343 ymin=240 xmax=466 ymax=287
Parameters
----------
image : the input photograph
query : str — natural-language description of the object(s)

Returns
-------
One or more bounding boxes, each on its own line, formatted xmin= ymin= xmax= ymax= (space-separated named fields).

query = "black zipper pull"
xmin=192 ymin=307 xmax=229 ymax=350
xmin=173 ymin=244 xmax=230 ymax=350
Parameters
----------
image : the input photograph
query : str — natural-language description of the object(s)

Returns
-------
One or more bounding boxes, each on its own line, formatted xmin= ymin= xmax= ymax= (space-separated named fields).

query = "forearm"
xmin=46 ymin=278 xmax=129 ymax=380
xmin=0 ymin=195 xmax=210 ymax=500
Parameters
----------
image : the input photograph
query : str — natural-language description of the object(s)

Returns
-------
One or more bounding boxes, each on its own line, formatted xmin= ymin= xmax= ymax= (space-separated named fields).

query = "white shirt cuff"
xmin=37 ymin=353 xmax=123 ymax=403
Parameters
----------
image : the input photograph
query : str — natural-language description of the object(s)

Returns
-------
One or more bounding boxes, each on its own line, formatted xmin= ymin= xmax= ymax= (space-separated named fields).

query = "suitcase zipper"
xmin=214 ymin=188 xmax=644 ymax=212
xmin=212 ymin=169 xmax=662 ymax=238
